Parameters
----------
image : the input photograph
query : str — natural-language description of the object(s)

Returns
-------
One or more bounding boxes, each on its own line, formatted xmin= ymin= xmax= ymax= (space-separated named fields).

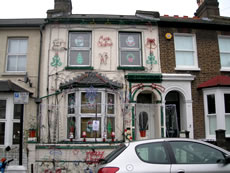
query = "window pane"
xmin=17 ymin=56 xmax=26 ymax=71
xmin=209 ymin=116 xmax=216 ymax=135
xmin=135 ymin=142 xmax=169 ymax=164
xmin=69 ymin=50 xmax=90 ymax=66
xmin=13 ymin=123 xmax=20 ymax=144
xmin=81 ymin=117 xmax=101 ymax=138
xmin=67 ymin=117 xmax=76 ymax=139
xmin=14 ymin=104 xmax=23 ymax=119
xmin=8 ymin=39 xmax=19 ymax=53
xmin=220 ymin=54 xmax=230 ymax=67
xmin=219 ymin=37 xmax=230 ymax=52
xmin=0 ymin=100 xmax=6 ymax=119
xmin=170 ymin=141 xmax=224 ymax=164
xmin=70 ymin=32 xmax=91 ymax=48
xmin=226 ymin=116 xmax=230 ymax=135
xmin=107 ymin=117 xmax=115 ymax=138
xmin=0 ymin=122 xmax=5 ymax=144
xmin=107 ymin=93 xmax=115 ymax=114
xmin=18 ymin=39 xmax=28 ymax=53
xmin=120 ymin=51 xmax=141 ymax=66
xmin=224 ymin=94 xmax=230 ymax=113
xmin=120 ymin=33 xmax=140 ymax=48
xmin=81 ymin=92 xmax=101 ymax=114
xmin=175 ymin=36 xmax=193 ymax=50
xmin=7 ymin=55 xmax=17 ymax=71
xmin=175 ymin=52 xmax=194 ymax=66
xmin=207 ymin=94 xmax=216 ymax=114
xmin=68 ymin=93 xmax=75 ymax=114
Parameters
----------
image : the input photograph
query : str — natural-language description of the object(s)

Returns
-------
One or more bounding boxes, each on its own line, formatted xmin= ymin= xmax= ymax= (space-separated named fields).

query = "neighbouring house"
xmin=159 ymin=0 xmax=230 ymax=141
xmin=0 ymin=18 xmax=44 ymax=171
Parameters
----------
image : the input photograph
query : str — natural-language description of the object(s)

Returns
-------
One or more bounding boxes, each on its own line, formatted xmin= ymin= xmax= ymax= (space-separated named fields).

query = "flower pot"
xmin=29 ymin=129 xmax=36 ymax=138
xmin=140 ymin=130 xmax=146 ymax=137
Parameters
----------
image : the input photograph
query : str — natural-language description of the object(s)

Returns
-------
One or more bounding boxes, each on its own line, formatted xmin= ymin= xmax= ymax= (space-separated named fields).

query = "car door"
xmin=169 ymin=141 xmax=230 ymax=173
xmin=134 ymin=141 xmax=171 ymax=173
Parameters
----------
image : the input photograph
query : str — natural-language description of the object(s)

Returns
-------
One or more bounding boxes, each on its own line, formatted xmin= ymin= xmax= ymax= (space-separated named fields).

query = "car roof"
xmin=126 ymin=138 xmax=230 ymax=154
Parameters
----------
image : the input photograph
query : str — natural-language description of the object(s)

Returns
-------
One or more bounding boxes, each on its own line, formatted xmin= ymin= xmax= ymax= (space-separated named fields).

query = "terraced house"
xmin=0 ymin=18 xmax=44 ymax=171
xmin=0 ymin=0 xmax=230 ymax=172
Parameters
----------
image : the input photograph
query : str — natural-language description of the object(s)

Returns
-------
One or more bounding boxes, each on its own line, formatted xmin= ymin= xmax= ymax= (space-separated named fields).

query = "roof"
xmin=60 ymin=72 xmax=123 ymax=90
xmin=0 ymin=18 xmax=45 ymax=27
xmin=159 ymin=15 xmax=230 ymax=30
xmin=197 ymin=76 xmax=230 ymax=89
xmin=0 ymin=80 xmax=30 ymax=92
xmin=46 ymin=11 xmax=160 ymax=25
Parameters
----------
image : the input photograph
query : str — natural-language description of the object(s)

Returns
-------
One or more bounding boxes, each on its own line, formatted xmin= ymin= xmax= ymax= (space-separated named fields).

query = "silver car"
xmin=96 ymin=138 xmax=230 ymax=173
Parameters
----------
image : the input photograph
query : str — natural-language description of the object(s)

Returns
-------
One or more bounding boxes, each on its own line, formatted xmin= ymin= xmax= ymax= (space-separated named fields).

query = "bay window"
xmin=204 ymin=89 xmax=230 ymax=139
xmin=224 ymin=94 xmax=230 ymax=134
xmin=66 ymin=89 xmax=116 ymax=141
xmin=206 ymin=94 xmax=216 ymax=135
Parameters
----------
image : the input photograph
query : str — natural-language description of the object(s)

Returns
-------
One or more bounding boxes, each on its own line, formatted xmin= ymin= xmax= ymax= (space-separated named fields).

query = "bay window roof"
xmin=197 ymin=75 xmax=230 ymax=89
xmin=60 ymin=72 xmax=123 ymax=90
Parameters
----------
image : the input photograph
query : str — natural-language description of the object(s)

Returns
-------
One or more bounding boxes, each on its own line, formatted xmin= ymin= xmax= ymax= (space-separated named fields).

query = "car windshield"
xmin=99 ymin=143 xmax=127 ymax=164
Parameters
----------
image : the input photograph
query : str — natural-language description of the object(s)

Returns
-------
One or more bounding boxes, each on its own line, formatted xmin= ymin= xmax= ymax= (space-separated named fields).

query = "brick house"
xmin=159 ymin=0 xmax=230 ymax=140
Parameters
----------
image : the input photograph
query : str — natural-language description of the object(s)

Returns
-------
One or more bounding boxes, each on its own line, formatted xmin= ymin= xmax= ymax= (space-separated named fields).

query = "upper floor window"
xmin=218 ymin=36 xmax=230 ymax=70
xmin=174 ymin=34 xmax=198 ymax=70
xmin=68 ymin=32 xmax=92 ymax=67
xmin=6 ymin=38 xmax=28 ymax=72
xmin=119 ymin=32 xmax=142 ymax=67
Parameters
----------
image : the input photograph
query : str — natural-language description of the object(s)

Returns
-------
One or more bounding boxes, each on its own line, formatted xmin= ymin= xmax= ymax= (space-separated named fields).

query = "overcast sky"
xmin=0 ymin=0 xmax=229 ymax=19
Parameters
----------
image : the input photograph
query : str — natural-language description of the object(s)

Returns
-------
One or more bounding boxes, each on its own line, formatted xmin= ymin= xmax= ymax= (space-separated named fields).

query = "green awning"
xmin=125 ymin=73 xmax=162 ymax=83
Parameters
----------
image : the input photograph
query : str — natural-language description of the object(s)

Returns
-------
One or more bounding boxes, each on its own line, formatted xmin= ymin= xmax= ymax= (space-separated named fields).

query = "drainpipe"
xmin=35 ymin=23 xmax=45 ymax=142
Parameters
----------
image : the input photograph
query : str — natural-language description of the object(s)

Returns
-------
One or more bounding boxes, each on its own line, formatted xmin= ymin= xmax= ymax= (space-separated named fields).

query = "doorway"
xmin=165 ymin=91 xmax=180 ymax=137
xmin=136 ymin=92 xmax=156 ymax=140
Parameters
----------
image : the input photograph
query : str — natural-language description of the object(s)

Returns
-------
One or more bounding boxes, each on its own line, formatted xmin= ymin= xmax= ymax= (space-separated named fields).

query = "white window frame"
xmin=218 ymin=35 xmax=230 ymax=71
xmin=203 ymin=88 xmax=230 ymax=139
xmin=223 ymin=92 xmax=230 ymax=136
xmin=66 ymin=89 xmax=117 ymax=142
xmin=174 ymin=33 xmax=200 ymax=71
xmin=6 ymin=38 xmax=28 ymax=73
xmin=119 ymin=32 xmax=142 ymax=67
xmin=68 ymin=31 xmax=92 ymax=67
xmin=0 ymin=94 xmax=21 ymax=147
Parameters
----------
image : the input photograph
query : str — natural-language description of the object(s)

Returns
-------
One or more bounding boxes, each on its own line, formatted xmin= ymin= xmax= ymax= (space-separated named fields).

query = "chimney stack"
xmin=195 ymin=0 xmax=219 ymax=18
xmin=47 ymin=0 xmax=72 ymax=18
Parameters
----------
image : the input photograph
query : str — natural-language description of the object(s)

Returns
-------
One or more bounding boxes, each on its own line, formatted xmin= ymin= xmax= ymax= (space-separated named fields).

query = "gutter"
xmin=35 ymin=23 xmax=46 ymax=143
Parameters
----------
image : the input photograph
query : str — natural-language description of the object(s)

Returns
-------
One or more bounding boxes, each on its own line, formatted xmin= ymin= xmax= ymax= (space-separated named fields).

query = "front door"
xmin=136 ymin=104 xmax=155 ymax=140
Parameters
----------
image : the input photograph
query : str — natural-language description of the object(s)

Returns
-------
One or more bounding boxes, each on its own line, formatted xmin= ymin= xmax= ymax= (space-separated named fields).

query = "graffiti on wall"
xmin=99 ymin=52 xmax=109 ymax=65
xmin=37 ymin=148 xmax=107 ymax=173
xmin=50 ymin=39 xmax=66 ymax=67
xmin=145 ymin=38 xmax=157 ymax=68
xmin=97 ymin=36 xmax=113 ymax=47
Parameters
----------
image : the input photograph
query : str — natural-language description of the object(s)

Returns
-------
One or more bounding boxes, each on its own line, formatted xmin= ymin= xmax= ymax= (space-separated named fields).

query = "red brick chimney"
xmin=47 ymin=0 xmax=72 ymax=18
xmin=195 ymin=0 xmax=220 ymax=18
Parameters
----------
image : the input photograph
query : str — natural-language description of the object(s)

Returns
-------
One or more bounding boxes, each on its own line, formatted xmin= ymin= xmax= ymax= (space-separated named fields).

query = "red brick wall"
xmin=159 ymin=27 xmax=230 ymax=138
